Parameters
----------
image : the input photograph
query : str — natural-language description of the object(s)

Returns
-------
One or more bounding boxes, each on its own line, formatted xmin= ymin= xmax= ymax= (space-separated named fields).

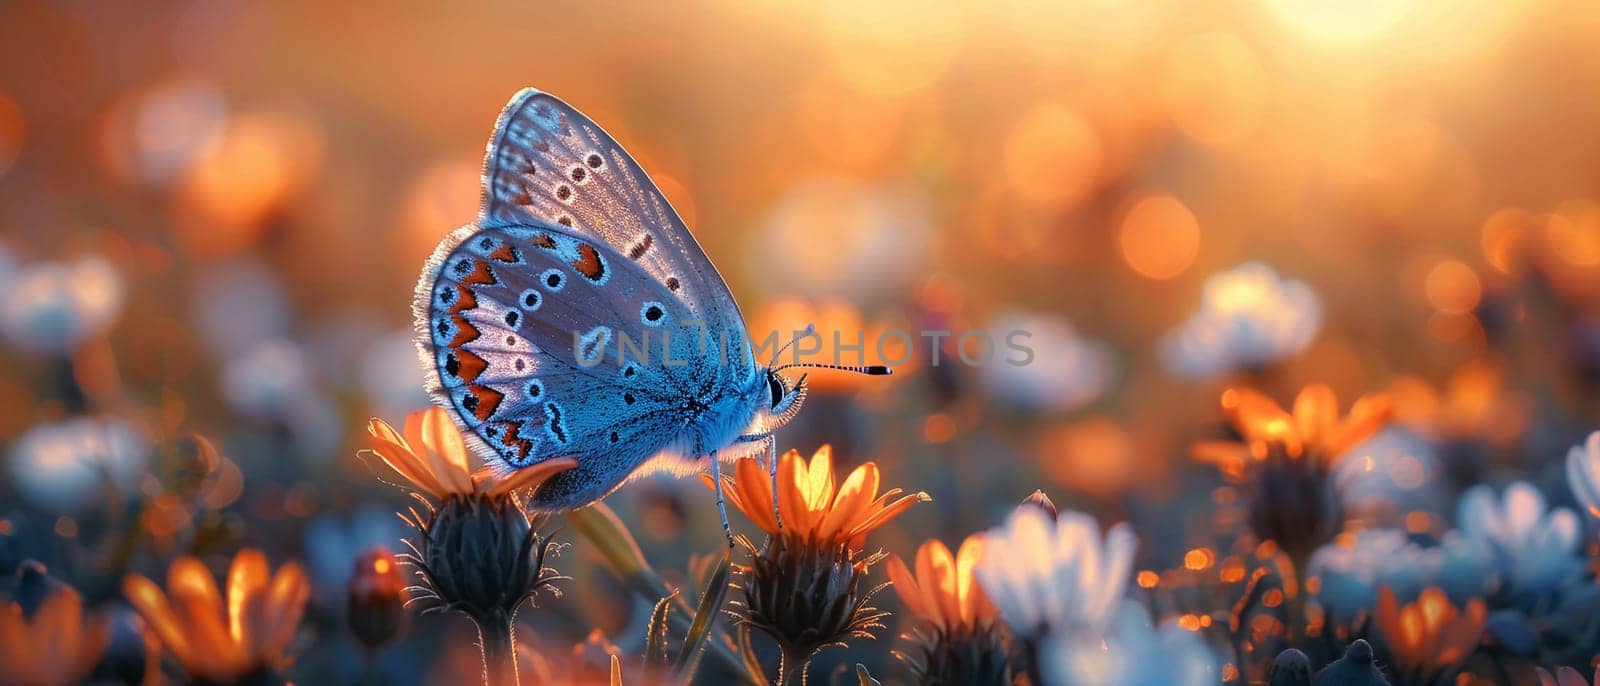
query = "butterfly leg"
xmin=765 ymin=436 xmax=782 ymax=531
xmin=708 ymin=451 xmax=735 ymax=548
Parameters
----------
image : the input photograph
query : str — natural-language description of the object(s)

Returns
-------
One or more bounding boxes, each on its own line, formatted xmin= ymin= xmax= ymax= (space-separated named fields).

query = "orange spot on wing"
xmin=448 ymin=317 xmax=480 ymax=347
xmin=530 ymin=232 xmax=556 ymax=249
xmin=461 ymin=259 xmax=496 ymax=286
xmin=488 ymin=243 xmax=519 ymax=263
xmin=467 ymin=385 xmax=504 ymax=421
xmin=572 ymin=243 xmax=605 ymax=281
xmin=454 ymin=350 xmax=488 ymax=383
xmin=449 ymin=286 xmax=477 ymax=314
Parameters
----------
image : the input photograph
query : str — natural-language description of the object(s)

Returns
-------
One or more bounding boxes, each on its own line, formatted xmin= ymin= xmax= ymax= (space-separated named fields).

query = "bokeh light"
xmin=1119 ymin=192 xmax=1201 ymax=280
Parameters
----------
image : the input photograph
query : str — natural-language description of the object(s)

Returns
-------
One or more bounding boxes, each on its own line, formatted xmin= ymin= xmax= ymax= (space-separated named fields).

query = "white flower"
xmin=1336 ymin=427 xmax=1445 ymax=517
xmin=1457 ymin=481 xmax=1582 ymax=596
xmin=1160 ymin=262 xmax=1321 ymax=379
xmin=221 ymin=339 xmax=315 ymax=420
xmin=0 ymin=257 xmax=124 ymax=356
xmin=1042 ymin=600 xmax=1219 ymax=686
xmin=1309 ymin=529 xmax=1497 ymax=622
xmin=1310 ymin=529 xmax=1429 ymax=621
xmin=7 ymin=417 xmax=149 ymax=512
xmin=189 ymin=257 xmax=290 ymax=358
xmin=756 ymin=177 xmax=934 ymax=299
xmin=1566 ymin=431 xmax=1600 ymax=520
xmin=982 ymin=312 xmax=1116 ymax=413
xmin=975 ymin=506 xmax=1137 ymax=638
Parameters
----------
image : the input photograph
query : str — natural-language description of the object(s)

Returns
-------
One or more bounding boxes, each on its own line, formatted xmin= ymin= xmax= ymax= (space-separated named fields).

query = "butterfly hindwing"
xmin=478 ymin=89 xmax=749 ymax=345
xmin=415 ymin=221 xmax=714 ymax=506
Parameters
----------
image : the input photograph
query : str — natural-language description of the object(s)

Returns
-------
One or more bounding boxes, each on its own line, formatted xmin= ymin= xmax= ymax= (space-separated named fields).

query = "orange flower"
xmin=886 ymin=535 xmax=996 ymax=635
xmin=1387 ymin=359 xmax=1528 ymax=446
xmin=707 ymin=445 xmax=929 ymax=548
xmin=366 ymin=407 xmax=576 ymax=499
xmin=123 ymin=549 xmax=309 ymax=683
xmin=1372 ymin=587 xmax=1486 ymax=683
xmin=1193 ymin=384 xmax=1392 ymax=479
xmin=0 ymin=577 xmax=107 ymax=686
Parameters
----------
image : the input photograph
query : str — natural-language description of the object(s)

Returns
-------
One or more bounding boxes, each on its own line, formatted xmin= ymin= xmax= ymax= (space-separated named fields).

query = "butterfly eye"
xmin=767 ymin=373 xmax=786 ymax=410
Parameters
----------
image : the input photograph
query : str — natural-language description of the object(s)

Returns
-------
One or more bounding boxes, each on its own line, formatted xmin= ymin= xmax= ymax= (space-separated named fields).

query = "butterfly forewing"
xmin=479 ymin=89 xmax=747 ymax=344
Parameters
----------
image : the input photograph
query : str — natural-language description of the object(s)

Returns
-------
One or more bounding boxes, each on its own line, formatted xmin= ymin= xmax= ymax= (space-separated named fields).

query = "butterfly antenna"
xmin=770 ymin=362 xmax=894 ymax=376
xmin=768 ymin=324 xmax=817 ymax=367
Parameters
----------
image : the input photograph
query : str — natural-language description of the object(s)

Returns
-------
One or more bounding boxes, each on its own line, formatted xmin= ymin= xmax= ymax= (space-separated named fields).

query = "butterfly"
xmin=413 ymin=89 xmax=888 ymax=541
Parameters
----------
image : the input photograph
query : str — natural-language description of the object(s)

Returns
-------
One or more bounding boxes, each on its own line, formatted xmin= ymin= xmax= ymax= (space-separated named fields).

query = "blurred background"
xmin=4 ymin=0 xmax=1600 ymax=683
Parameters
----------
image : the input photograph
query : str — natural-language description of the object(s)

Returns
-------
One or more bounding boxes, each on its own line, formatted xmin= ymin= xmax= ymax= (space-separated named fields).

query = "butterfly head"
xmin=759 ymin=362 xmax=892 ymax=431
xmin=763 ymin=369 xmax=808 ymax=429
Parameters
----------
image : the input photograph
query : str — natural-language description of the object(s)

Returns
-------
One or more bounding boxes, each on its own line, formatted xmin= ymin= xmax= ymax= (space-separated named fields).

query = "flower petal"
xmin=366 ymin=439 xmax=446 ymax=498
xmin=226 ymin=549 xmax=269 ymax=648
xmin=848 ymin=491 xmax=929 ymax=541
xmin=925 ymin=540 xmax=962 ymax=629
xmin=168 ymin=557 xmax=243 ymax=675
xmin=803 ymin=446 xmax=835 ymax=512
xmin=260 ymin=562 xmax=310 ymax=662
xmin=777 ymin=450 xmax=815 ymax=538
xmin=1292 ymin=384 xmax=1338 ymax=449
xmin=886 ymin=554 xmax=929 ymax=623
xmin=124 ymin=575 xmax=194 ymax=669
xmin=732 ymin=457 xmax=779 ymax=535
xmin=1326 ymin=393 xmax=1393 ymax=459
xmin=489 ymin=456 xmax=579 ymax=498
xmin=421 ymin=407 xmax=473 ymax=493
xmin=955 ymin=534 xmax=994 ymax=626
xmin=818 ymin=463 xmax=879 ymax=542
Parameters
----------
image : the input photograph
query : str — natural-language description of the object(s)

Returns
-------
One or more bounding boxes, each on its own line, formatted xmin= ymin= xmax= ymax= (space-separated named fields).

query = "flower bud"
xmin=347 ymin=546 xmax=408 ymax=651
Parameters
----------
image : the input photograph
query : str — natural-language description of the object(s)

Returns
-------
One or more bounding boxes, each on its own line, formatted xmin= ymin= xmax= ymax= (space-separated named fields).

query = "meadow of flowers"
xmin=6 ymin=1 xmax=1600 ymax=685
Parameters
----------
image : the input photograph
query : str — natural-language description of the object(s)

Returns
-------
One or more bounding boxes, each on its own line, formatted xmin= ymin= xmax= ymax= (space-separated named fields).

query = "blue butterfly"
xmin=413 ymin=89 xmax=888 ymax=540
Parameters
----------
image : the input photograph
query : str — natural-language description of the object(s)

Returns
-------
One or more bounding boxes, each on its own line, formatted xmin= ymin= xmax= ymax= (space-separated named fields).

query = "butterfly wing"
xmin=413 ymin=222 xmax=726 ymax=508
xmin=479 ymin=89 xmax=749 ymax=351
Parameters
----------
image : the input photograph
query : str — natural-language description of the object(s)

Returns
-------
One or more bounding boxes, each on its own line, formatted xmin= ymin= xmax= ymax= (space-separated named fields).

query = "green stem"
xmin=477 ymin=615 xmax=519 ymax=686
xmin=777 ymin=646 xmax=810 ymax=686
xmin=1286 ymin=551 xmax=1310 ymax=646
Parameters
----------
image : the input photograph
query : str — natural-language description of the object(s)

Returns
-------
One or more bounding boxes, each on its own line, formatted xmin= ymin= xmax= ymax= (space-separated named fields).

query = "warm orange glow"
xmin=1120 ymin=193 xmax=1201 ymax=279
xmin=1263 ymin=589 xmax=1284 ymax=608
xmin=401 ymin=159 xmax=481 ymax=264
xmin=922 ymin=413 xmax=957 ymax=444
xmin=747 ymin=297 xmax=908 ymax=392
xmin=1003 ymin=102 xmax=1102 ymax=209
xmin=1547 ymin=204 xmax=1600 ymax=266
xmin=1423 ymin=259 xmax=1482 ymax=313
xmin=1184 ymin=547 xmax=1215 ymax=571
xmin=1220 ymin=556 xmax=1246 ymax=583
xmin=1137 ymin=570 xmax=1160 ymax=588
xmin=1161 ymin=33 xmax=1266 ymax=147
xmin=813 ymin=0 xmax=963 ymax=96
xmin=1037 ymin=416 xmax=1135 ymax=498
xmin=0 ymin=91 xmax=21 ymax=177
xmin=173 ymin=111 xmax=324 ymax=256
xmin=1481 ymin=207 xmax=1539 ymax=273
